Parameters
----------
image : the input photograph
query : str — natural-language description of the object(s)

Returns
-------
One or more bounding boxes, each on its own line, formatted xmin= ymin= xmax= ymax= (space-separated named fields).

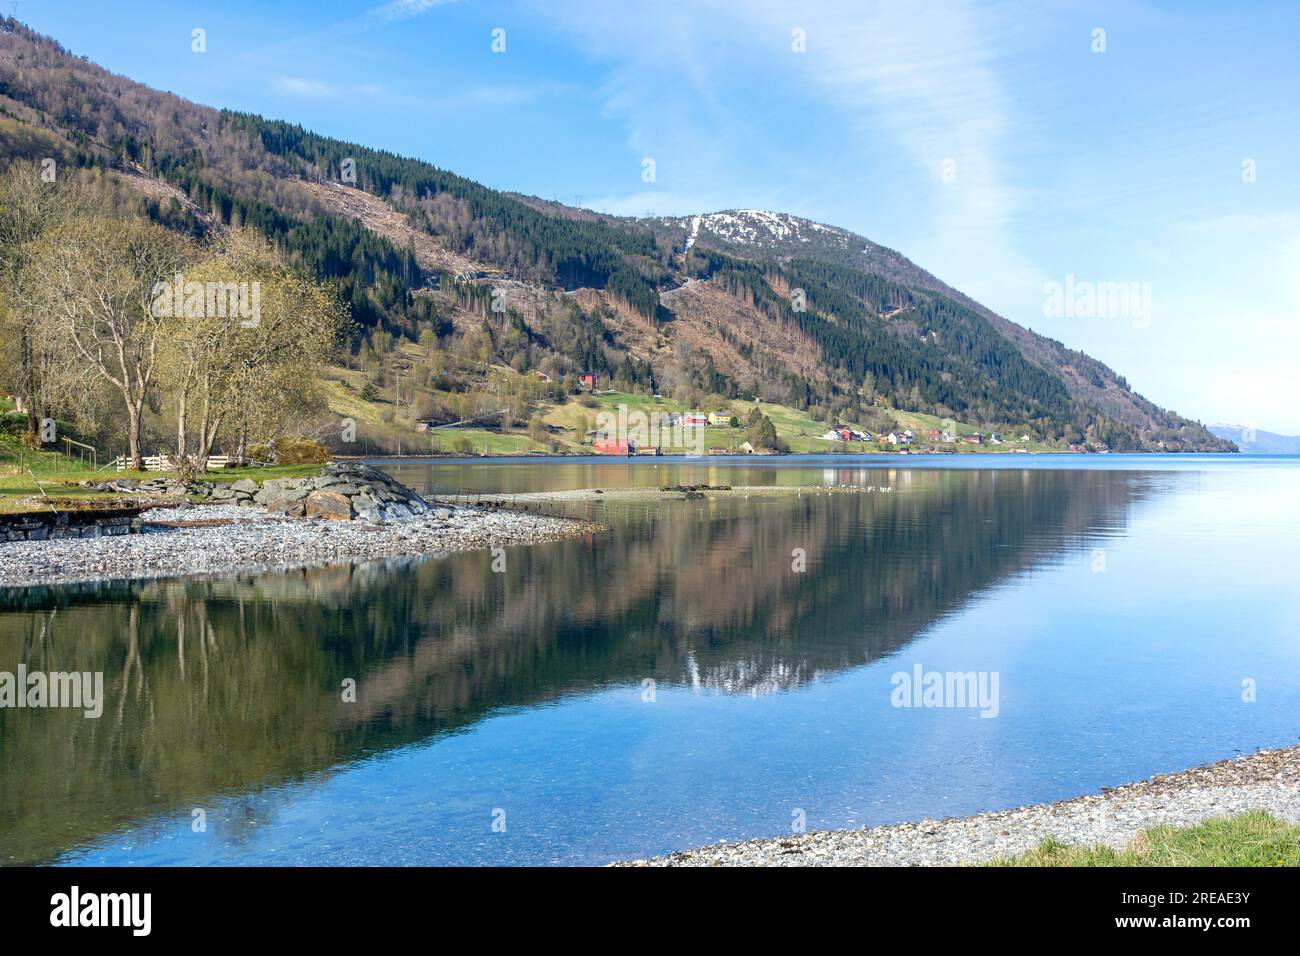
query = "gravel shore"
xmin=0 ymin=502 xmax=598 ymax=588
xmin=618 ymin=745 xmax=1300 ymax=866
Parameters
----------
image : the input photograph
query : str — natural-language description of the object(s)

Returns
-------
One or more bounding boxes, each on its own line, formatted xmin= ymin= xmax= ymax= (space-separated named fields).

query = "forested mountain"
xmin=0 ymin=19 xmax=1232 ymax=452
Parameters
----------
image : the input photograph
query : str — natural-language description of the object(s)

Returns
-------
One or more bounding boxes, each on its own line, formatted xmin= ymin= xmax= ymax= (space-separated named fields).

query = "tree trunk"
xmin=127 ymin=405 xmax=144 ymax=472
xmin=196 ymin=389 xmax=212 ymax=474
xmin=196 ymin=415 xmax=222 ymax=471
xmin=19 ymin=325 xmax=37 ymax=434
xmin=176 ymin=393 xmax=188 ymax=463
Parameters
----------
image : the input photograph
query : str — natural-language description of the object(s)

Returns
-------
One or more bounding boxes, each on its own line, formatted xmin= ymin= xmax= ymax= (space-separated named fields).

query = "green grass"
xmin=317 ymin=356 xmax=1070 ymax=457
xmin=321 ymin=370 xmax=552 ymax=455
xmin=731 ymin=399 xmax=831 ymax=453
xmin=540 ymin=392 xmax=755 ymax=453
xmin=988 ymin=812 xmax=1300 ymax=867
xmin=0 ymin=427 xmax=104 ymax=510
xmin=533 ymin=391 xmax=1063 ymax=455
xmin=425 ymin=427 xmax=545 ymax=456
xmin=0 ymin=435 xmax=324 ymax=513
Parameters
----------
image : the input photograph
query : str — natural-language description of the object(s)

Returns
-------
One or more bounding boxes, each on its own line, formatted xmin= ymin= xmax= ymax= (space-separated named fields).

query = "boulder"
xmin=352 ymin=495 xmax=384 ymax=523
xmin=243 ymin=462 xmax=435 ymax=523
xmin=267 ymin=498 xmax=307 ymax=517
xmin=255 ymin=481 xmax=310 ymax=506
xmin=230 ymin=478 xmax=259 ymax=494
xmin=304 ymin=489 xmax=353 ymax=521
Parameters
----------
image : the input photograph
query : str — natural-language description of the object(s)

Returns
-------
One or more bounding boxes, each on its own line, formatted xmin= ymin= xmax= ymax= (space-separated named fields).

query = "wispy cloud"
xmin=456 ymin=84 xmax=552 ymax=108
xmin=1184 ymin=213 xmax=1300 ymax=233
xmin=367 ymin=0 xmax=457 ymax=26
xmin=584 ymin=190 xmax=740 ymax=218
xmin=737 ymin=0 xmax=1041 ymax=309
xmin=274 ymin=75 xmax=336 ymax=98
xmin=531 ymin=0 xmax=1040 ymax=310
xmin=273 ymin=76 xmax=386 ymax=99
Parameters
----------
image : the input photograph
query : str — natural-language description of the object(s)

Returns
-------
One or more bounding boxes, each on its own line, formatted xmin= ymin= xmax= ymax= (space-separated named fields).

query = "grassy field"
xmin=318 ymin=351 xmax=1066 ymax=457
xmin=988 ymin=812 xmax=1300 ymax=867
xmin=425 ymin=428 xmax=544 ymax=455
xmin=530 ymin=391 xmax=1059 ymax=455
xmin=321 ymin=368 xmax=552 ymax=456
xmin=0 ymin=464 xmax=325 ymax=512
xmin=5 ymin=360 xmax=1062 ymax=485
xmin=1 ymin=415 xmax=324 ymax=512
xmin=0 ymin=418 xmax=103 ymax=509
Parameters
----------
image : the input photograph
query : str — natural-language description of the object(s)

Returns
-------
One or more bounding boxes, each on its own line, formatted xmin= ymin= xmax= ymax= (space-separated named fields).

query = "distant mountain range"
xmin=0 ymin=18 xmax=1235 ymax=452
xmin=1208 ymin=425 xmax=1300 ymax=454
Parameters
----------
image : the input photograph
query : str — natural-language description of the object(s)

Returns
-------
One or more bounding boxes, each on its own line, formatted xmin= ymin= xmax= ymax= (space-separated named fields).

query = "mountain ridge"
xmin=0 ymin=18 xmax=1233 ymax=452
xmin=1207 ymin=425 xmax=1300 ymax=455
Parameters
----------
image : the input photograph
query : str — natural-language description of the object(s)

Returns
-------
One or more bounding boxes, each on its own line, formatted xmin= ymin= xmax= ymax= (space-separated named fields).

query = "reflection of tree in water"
xmin=0 ymin=469 xmax=1154 ymax=863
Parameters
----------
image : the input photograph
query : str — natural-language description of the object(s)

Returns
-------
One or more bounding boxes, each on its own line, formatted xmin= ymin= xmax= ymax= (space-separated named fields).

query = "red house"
xmin=578 ymin=372 xmax=598 ymax=391
xmin=593 ymin=439 xmax=631 ymax=456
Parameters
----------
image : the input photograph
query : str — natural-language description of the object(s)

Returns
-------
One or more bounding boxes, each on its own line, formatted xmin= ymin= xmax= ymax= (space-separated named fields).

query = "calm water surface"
xmin=1 ymin=455 xmax=1297 ymax=865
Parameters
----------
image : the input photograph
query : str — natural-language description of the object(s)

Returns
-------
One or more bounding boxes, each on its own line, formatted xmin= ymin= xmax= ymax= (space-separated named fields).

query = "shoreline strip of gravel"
xmin=0 ymin=502 xmax=600 ymax=589
xmin=488 ymin=484 xmax=877 ymax=503
xmin=617 ymin=744 xmax=1300 ymax=866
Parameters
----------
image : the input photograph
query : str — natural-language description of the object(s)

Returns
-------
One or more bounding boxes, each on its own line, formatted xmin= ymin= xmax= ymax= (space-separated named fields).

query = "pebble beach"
xmin=619 ymin=745 xmax=1300 ymax=866
xmin=0 ymin=501 xmax=598 ymax=588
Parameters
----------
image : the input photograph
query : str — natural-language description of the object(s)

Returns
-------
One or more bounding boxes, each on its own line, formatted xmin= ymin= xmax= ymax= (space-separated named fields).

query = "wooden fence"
xmin=113 ymin=455 xmax=233 ymax=472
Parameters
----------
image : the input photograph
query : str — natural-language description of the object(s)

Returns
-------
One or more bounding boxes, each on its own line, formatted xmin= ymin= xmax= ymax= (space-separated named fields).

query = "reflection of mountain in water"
xmin=0 ymin=468 xmax=1159 ymax=863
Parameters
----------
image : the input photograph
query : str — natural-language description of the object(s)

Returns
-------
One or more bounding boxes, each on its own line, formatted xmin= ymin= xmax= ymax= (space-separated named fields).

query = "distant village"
xmin=410 ymin=369 xmax=1095 ymax=457
xmin=819 ymin=426 xmax=1008 ymax=447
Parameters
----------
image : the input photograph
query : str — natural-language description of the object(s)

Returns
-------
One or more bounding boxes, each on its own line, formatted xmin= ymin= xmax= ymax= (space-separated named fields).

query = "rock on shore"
xmin=251 ymin=462 xmax=432 ymax=522
xmin=617 ymin=745 xmax=1300 ymax=866
xmin=80 ymin=462 xmax=432 ymax=523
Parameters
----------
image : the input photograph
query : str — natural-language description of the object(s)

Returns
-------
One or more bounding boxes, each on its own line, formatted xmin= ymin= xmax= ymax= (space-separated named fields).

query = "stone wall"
xmin=1 ymin=510 xmax=144 ymax=542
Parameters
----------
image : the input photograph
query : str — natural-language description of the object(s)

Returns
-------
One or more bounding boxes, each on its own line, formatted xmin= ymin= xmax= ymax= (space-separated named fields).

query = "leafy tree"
xmin=746 ymin=411 xmax=782 ymax=452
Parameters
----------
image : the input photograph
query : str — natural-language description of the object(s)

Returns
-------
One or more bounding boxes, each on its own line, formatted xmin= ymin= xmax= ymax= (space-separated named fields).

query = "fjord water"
xmin=2 ymin=456 xmax=1297 ymax=865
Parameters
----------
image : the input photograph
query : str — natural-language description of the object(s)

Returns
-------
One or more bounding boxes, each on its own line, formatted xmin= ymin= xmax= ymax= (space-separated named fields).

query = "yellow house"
xmin=708 ymin=411 xmax=733 ymax=426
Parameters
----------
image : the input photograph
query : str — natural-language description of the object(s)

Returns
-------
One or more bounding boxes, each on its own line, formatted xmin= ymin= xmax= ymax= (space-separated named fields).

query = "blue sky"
xmin=21 ymin=0 xmax=1300 ymax=431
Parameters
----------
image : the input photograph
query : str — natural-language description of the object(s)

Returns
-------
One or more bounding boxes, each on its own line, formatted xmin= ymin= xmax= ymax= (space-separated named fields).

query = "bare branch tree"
xmin=22 ymin=217 xmax=191 ymax=469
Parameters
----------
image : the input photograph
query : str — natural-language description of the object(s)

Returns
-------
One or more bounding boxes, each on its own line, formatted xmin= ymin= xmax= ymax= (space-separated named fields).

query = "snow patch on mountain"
xmin=660 ymin=209 xmax=866 ymax=254
xmin=684 ymin=215 xmax=702 ymax=251
xmin=700 ymin=210 xmax=817 ymax=246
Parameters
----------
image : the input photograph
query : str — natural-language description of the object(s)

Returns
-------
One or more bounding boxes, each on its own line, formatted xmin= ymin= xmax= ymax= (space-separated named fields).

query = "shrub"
xmin=270 ymin=436 xmax=331 ymax=464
